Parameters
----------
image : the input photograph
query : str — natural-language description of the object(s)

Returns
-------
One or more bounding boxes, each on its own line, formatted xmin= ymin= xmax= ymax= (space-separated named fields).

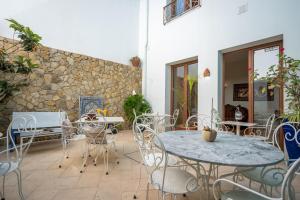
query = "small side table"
xmin=220 ymin=121 xmax=256 ymax=136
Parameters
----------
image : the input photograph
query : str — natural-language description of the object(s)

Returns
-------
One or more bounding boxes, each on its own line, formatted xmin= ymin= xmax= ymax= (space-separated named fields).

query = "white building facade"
xmin=139 ymin=0 xmax=300 ymax=122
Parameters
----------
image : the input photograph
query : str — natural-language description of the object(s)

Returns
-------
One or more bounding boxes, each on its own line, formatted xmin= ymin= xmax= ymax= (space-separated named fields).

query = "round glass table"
xmin=158 ymin=130 xmax=284 ymax=167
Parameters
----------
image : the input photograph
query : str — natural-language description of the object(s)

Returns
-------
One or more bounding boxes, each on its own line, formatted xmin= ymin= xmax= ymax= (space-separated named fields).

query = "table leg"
xmin=236 ymin=125 xmax=240 ymax=136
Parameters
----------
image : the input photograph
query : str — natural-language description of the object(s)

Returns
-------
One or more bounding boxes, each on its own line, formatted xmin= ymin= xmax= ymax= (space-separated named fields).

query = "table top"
xmin=158 ymin=130 xmax=284 ymax=167
xmin=220 ymin=121 xmax=256 ymax=127
xmin=76 ymin=117 xmax=124 ymax=123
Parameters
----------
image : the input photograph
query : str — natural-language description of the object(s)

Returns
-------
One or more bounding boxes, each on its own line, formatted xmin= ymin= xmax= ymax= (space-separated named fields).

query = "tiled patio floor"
xmin=1 ymin=130 xmax=299 ymax=200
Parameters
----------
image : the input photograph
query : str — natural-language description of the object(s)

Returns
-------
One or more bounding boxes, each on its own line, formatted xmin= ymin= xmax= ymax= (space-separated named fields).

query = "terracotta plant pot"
xmin=130 ymin=56 xmax=141 ymax=67
xmin=202 ymin=129 xmax=217 ymax=142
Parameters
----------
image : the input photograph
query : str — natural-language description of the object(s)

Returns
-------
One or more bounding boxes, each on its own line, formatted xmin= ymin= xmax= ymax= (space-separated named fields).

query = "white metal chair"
xmin=78 ymin=112 xmax=108 ymax=174
xmin=58 ymin=111 xmax=86 ymax=168
xmin=134 ymin=124 xmax=200 ymax=200
xmin=132 ymin=116 xmax=179 ymax=199
xmin=213 ymin=157 xmax=300 ymax=200
xmin=244 ymin=114 xmax=276 ymax=142
xmin=0 ymin=114 xmax=37 ymax=200
xmin=235 ymin=122 xmax=300 ymax=196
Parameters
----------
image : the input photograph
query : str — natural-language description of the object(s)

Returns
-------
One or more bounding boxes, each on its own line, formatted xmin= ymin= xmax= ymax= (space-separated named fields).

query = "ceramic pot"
xmin=130 ymin=57 xmax=141 ymax=67
xmin=202 ymin=129 xmax=217 ymax=142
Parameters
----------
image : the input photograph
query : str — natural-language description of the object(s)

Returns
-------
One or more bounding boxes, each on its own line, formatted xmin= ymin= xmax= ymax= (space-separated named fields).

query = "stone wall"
xmin=0 ymin=36 xmax=142 ymax=130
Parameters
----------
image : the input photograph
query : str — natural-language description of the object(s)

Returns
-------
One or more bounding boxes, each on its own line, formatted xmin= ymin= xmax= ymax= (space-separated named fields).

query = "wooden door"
xmin=248 ymin=41 xmax=283 ymax=123
xmin=171 ymin=60 xmax=198 ymax=127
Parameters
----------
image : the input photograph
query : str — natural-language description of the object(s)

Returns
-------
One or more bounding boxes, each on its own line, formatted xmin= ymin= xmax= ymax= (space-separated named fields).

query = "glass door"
xmin=248 ymin=42 xmax=283 ymax=124
xmin=172 ymin=65 xmax=186 ymax=126
xmin=187 ymin=63 xmax=198 ymax=117
xmin=171 ymin=61 xmax=198 ymax=128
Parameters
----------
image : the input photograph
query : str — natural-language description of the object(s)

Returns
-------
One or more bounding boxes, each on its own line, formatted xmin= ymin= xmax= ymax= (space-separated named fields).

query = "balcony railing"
xmin=163 ymin=0 xmax=201 ymax=24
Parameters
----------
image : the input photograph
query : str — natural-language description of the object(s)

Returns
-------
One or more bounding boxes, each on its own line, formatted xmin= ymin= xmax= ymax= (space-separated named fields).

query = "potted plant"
xmin=123 ymin=93 xmax=151 ymax=125
xmin=256 ymin=48 xmax=300 ymax=161
xmin=130 ymin=56 xmax=141 ymax=67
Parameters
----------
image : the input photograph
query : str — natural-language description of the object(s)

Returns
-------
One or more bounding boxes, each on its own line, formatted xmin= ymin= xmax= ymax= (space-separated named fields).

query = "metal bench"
xmin=12 ymin=112 xmax=66 ymax=146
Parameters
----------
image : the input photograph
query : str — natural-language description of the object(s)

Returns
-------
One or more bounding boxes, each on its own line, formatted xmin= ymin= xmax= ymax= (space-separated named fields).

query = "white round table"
xmin=158 ymin=130 xmax=284 ymax=167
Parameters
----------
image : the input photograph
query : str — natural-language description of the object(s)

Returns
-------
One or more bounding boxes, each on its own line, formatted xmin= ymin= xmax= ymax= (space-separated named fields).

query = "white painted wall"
xmin=140 ymin=0 xmax=300 ymax=116
xmin=0 ymin=0 xmax=140 ymax=65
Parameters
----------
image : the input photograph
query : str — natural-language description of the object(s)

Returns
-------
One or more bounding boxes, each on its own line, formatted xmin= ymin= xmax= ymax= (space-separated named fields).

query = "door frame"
xmin=171 ymin=60 xmax=198 ymax=126
xmin=248 ymin=41 xmax=283 ymax=122
xmin=222 ymin=40 xmax=283 ymax=122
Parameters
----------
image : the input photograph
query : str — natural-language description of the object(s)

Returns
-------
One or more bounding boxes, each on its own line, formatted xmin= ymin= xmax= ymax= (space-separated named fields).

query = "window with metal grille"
xmin=163 ymin=0 xmax=201 ymax=24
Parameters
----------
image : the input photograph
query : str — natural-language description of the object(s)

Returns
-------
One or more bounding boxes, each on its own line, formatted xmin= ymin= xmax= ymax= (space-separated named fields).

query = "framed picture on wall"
xmin=233 ymin=82 xmax=274 ymax=101
xmin=233 ymin=83 xmax=248 ymax=101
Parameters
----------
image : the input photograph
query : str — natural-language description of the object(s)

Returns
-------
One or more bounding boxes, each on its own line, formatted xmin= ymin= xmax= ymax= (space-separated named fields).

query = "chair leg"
xmin=133 ymin=162 xmax=143 ymax=199
xmin=15 ymin=169 xmax=24 ymax=200
xmin=271 ymin=186 xmax=273 ymax=196
xmin=80 ymin=143 xmax=89 ymax=173
xmin=59 ymin=138 xmax=67 ymax=168
xmin=94 ymin=145 xmax=100 ymax=166
xmin=111 ymin=142 xmax=119 ymax=164
xmin=105 ymin=149 xmax=109 ymax=175
xmin=162 ymin=192 xmax=166 ymax=200
xmin=1 ymin=175 xmax=6 ymax=200
xmin=146 ymin=183 xmax=149 ymax=200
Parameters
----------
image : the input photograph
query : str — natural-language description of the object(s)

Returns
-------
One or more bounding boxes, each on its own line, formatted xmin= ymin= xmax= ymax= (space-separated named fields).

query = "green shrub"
xmin=123 ymin=94 xmax=151 ymax=124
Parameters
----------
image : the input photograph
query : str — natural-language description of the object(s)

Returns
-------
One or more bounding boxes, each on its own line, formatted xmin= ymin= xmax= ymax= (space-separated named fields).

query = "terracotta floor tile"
xmin=53 ymin=188 xmax=97 ymax=200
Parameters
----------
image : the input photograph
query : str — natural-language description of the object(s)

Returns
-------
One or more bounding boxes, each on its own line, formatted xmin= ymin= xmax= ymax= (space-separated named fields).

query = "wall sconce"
xmin=203 ymin=68 xmax=210 ymax=78
xmin=132 ymin=90 xmax=136 ymax=95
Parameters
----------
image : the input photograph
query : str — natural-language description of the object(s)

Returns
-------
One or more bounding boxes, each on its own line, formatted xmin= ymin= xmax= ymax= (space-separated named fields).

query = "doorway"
xmin=222 ymin=41 xmax=283 ymax=124
xmin=171 ymin=60 xmax=198 ymax=128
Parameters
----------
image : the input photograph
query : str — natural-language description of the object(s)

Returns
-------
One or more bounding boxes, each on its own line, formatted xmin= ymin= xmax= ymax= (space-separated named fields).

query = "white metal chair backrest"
xmin=265 ymin=114 xmax=276 ymax=140
xmin=273 ymin=122 xmax=300 ymax=165
xmin=185 ymin=114 xmax=210 ymax=130
xmin=185 ymin=114 xmax=227 ymax=132
xmin=79 ymin=112 xmax=107 ymax=144
xmin=185 ymin=114 xmax=229 ymax=132
xmin=133 ymin=124 xmax=165 ymax=175
xmin=133 ymin=113 xmax=156 ymax=132
xmin=212 ymin=108 xmax=222 ymax=123
xmin=61 ymin=111 xmax=77 ymax=139
xmin=6 ymin=114 xmax=37 ymax=165
xmin=172 ymin=109 xmax=179 ymax=126
xmin=281 ymin=157 xmax=300 ymax=199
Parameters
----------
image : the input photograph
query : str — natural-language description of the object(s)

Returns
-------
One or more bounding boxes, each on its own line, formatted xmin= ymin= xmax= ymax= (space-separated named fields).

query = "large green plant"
xmin=256 ymin=49 xmax=300 ymax=122
xmin=0 ymin=19 xmax=41 ymax=102
xmin=7 ymin=19 xmax=42 ymax=51
xmin=123 ymin=94 xmax=152 ymax=124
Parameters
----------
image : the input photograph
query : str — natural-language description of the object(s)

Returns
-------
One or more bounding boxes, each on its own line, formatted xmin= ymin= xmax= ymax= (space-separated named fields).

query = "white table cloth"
xmin=75 ymin=117 xmax=124 ymax=123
